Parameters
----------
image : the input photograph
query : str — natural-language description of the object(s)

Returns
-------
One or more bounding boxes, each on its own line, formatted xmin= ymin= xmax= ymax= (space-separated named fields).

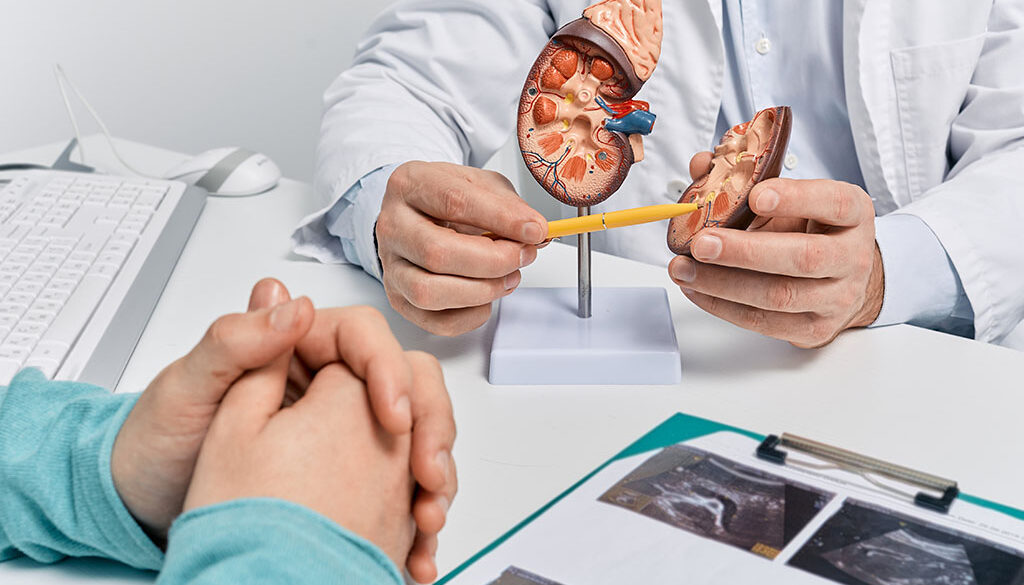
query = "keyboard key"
xmin=1 ymin=343 xmax=34 ymax=360
xmin=23 ymin=358 xmax=59 ymax=379
xmin=50 ymin=237 xmax=78 ymax=248
xmin=102 ymin=240 xmax=135 ymax=257
xmin=30 ymin=299 xmax=63 ymax=314
xmin=38 ymin=289 xmax=70 ymax=303
xmin=28 ymin=262 xmax=59 ymax=276
xmin=20 ymin=272 xmax=51 ymax=285
xmin=6 ymin=291 xmax=35 ymax=307
xmin=31 ymin=340 xmax=70 ymax=362
xmin=47 ymin=278 xmax=79 ymax=294
xmin=97 ymin=252 xmax=127 ymax=266
xmin=14 ymin=321 xmax=47 ymax=337
xmin=20 ymin=237 xmax=48 ymax=250
xmin=7 ymin=252 xmax=35 ymax=265
xmin=60 ymin=259 xmax=91 ymax=275
xmin=88 ymin=263 xmax=120 ymax=279
xmin=0 ymin=313 xmax=20 ymax=329
xmin=0 ymin=359 xmax=22 ymax=383
xmin=74 ymin=232 xmax=109 ymax=255
xmin=117 ymin=221 xmax=146 ymax=235
xmin=41 ymin=274 xmax=112 ymax=347
xmin=95 ymin=208 xmax=127 ymax=225
xmin=12 ymin=280 xmax=43 ymax=296
xmin=22 ymin=310 xmax=56 ymax=326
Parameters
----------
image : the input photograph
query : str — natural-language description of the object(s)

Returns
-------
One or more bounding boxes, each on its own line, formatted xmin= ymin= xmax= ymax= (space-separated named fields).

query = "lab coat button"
xmin=784 ymin=153 xmax=799 ymax=170
xmin=667 ymin=179 xmax=688 ymax=198
xmin=755 ymin=37 xmax=772 ymax=55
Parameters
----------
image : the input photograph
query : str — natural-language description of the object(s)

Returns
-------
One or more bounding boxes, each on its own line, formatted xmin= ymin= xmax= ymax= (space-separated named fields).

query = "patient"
xmin=0 ymin=278 xmax=455 ymax=584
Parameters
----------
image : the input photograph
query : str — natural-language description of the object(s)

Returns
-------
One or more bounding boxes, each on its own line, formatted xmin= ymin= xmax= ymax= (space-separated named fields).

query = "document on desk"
xmin=441 ymin=414 xmax=1024 ymax=585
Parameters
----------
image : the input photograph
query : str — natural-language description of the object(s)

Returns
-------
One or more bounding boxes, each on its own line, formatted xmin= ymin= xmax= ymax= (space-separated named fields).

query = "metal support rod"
xmin=577 ymin=205 xmax=592 ymax=318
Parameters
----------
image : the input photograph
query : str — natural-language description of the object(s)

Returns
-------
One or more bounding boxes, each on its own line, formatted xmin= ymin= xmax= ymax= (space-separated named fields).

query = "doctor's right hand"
xmin=376 ymin=161 xmax=548 ymax=336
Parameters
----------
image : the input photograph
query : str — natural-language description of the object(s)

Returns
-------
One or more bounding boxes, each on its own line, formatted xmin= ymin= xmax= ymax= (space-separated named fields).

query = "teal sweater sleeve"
xmin=159 ymin=499 xmax=404 ymax=585
xmin=0 ymin=368 xmax=163 ymax=569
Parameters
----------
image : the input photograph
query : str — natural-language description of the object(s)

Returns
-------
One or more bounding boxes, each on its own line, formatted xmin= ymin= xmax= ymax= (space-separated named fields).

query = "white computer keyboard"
xmin=0 ymin=172 xmax=176 ymax=383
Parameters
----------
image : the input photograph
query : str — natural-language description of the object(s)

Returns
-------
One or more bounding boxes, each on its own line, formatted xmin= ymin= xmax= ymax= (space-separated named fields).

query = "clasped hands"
xmin=110 ymin=278 xmax=454 ymax=583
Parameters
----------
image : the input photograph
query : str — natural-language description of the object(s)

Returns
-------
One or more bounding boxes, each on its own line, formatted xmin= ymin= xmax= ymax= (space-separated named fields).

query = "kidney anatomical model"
xmin=518 ymin=0 xmax=663 ymax=207
xmin=667 ymin=106 xmax=793 ymax=256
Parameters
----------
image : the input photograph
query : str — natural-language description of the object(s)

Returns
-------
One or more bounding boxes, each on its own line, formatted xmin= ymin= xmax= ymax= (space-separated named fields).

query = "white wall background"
xmin=0 ymin=0 xmax=557 ymax=215
xmin=0 ymin=1 xmax=398 ymax=181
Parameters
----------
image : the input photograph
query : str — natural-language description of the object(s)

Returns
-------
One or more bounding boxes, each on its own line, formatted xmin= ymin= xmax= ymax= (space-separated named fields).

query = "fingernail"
xmin=394 ymin=395 xmax=411 ymax=427
xmin=692 ymin=235 xmax=722 ymax=261
xmin=679 ymin=287 xmax=695 ymax=295
xmin=671 ymin=257 xmax=696 ymax=282
xmin=434 ymin=450 xmax=451 ymax=479
xmin=436 ymin=495 xmax=451 ymax=516
xmin=270 ymin=298 xmax=302 ymax=331
xmin=520 ymin=246 xmax=537 ymax=268
xmin=521 ymin=221 xmax=545 ymax=243
xmin=505 ymin=271 xmax=522 ymax=290
xmin=757 ymin=188 xmax=779 ymax=213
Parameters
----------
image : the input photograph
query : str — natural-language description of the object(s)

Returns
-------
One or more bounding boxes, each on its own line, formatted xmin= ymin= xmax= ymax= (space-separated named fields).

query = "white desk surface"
xmin=2 ymin=138 xmax=1023 ymax=583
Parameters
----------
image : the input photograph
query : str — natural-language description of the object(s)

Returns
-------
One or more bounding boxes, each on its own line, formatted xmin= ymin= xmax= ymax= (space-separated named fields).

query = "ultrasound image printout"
xmin=598 ymin=445 xmax=833 ymax=559
xmin=789 ymin=500 xmax=1024 ymax=585
xmin=487 ymin=566 xmax=569 ymax=585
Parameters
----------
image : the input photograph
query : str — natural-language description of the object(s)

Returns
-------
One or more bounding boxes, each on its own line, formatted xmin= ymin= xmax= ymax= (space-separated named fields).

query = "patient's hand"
xmin=111 ymin=279 xmax=315 ymax=541
xmin=183 ymin=359 xmax=416 ymax=571
xmin=111 ymin=279 xmax=455 ymax=580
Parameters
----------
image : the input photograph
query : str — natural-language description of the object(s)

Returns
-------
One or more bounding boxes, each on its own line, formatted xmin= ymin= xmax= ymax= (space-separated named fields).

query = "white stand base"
xmin=488 ymin=287 xmax=681 ymax=385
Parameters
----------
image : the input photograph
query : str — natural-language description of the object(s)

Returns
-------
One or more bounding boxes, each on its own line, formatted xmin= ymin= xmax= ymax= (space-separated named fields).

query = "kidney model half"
xmin=667 ymin=106 xmax=793 ymax=256
xmin=518 ymin=0 xmax=663 ymax=207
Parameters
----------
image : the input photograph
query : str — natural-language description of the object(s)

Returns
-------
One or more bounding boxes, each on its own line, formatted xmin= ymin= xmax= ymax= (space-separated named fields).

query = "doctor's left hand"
xmin=669 ymin=153 xmax=884 ymax=348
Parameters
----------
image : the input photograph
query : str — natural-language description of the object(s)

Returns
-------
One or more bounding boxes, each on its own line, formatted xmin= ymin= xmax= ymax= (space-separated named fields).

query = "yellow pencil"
xmin=545 ymin=202 xmax=703 ymax=239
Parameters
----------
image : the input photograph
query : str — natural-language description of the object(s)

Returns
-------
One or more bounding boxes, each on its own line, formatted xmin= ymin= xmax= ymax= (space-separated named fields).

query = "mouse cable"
xmin=53 ymin=64 xmax=158 ymax=178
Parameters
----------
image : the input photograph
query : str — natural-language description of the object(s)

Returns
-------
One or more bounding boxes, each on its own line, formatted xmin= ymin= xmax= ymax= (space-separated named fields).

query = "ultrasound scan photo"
xmin=598 ymin=444 xmax=834 ymax=559
xmin=487 ymin=566 xmax=569 ymax=585
xmin=788 ymin=500 xmax=1024 ymax=585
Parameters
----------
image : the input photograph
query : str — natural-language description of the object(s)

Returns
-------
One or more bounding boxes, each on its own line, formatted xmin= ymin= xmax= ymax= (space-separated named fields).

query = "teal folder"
xmin=440 ymin=412 xmax=1024 ymax=583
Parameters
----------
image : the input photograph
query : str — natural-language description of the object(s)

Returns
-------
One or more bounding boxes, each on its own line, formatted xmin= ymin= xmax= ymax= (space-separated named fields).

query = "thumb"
xmin=215 ymin=342 xmax=294 ymax=432
xmin=172 ymin=296 xmax=314 ymax=407
xmin=689 ymin=151 xmax=713 ymax=181
xmin=248 ymin=277 xmax=292 ymax=311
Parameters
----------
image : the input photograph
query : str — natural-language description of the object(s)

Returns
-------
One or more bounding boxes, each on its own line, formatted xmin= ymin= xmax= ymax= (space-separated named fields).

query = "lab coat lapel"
xmin=843 ymin=0 xmax=903 ymax=210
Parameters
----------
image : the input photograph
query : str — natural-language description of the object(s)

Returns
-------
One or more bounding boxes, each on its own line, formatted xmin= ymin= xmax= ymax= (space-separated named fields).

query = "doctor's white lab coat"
xmin=312 ymin=0 xmax=1024 ymax=347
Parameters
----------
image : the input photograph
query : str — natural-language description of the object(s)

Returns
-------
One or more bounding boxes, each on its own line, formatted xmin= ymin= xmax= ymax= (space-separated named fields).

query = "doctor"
xmin=294 ymin=1 xmax=1024 ymax=349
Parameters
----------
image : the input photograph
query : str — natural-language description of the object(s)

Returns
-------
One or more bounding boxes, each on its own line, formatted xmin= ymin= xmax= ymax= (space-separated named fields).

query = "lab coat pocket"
xmin=890 ymin=34 xmax=986 ymax=200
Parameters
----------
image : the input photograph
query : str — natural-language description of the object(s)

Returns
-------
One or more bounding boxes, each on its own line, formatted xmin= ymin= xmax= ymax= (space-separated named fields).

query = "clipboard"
xmin=440 ymin=413 xmax=1024 ymax=585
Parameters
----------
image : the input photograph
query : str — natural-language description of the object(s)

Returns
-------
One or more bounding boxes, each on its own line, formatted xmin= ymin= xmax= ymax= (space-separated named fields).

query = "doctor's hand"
xmin=669 ymin=153 xmax=884 ymax=348
xmin=376 ymin=161 xmax=548 ymax=336
xmin=182 ymin=359 xmax=416 ymax=575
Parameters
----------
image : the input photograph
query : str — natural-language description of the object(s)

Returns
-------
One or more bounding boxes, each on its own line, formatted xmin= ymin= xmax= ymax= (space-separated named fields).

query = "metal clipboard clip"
xmin=756 ymin=433 xmax=960 ymax=513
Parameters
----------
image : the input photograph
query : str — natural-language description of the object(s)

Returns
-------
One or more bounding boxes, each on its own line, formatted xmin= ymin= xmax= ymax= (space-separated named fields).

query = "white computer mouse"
xmin=163 ymin=147 xmax=281 ymax=196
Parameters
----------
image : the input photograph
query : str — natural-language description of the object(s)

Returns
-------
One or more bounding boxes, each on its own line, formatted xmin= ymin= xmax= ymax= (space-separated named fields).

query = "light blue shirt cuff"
xmin=871 ymin=214 xmax=974 ymax=336
xmin=324 ymin=164 xmax=401 ymax=282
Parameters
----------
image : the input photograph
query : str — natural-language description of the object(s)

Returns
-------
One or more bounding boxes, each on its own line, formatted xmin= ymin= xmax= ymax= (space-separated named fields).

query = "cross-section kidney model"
xmin=518 ymin=0 xmax=663 ymax=207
